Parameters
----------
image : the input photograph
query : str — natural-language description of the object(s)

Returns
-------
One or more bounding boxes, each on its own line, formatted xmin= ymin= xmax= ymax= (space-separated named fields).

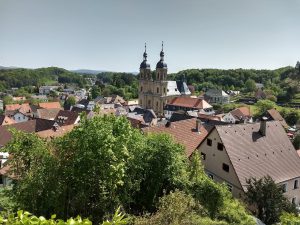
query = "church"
xmin=138 ymin=43 xmax=191 ymax=116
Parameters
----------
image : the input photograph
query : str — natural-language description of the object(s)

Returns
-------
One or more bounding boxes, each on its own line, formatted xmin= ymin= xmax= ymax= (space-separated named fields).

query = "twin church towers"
xmin=138 ymin=42 xmax=190 ymax=116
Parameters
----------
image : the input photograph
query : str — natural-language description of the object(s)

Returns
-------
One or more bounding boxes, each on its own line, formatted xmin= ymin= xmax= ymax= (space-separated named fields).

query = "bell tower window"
xmin=157 ymin=87 xmax=159 ymax=93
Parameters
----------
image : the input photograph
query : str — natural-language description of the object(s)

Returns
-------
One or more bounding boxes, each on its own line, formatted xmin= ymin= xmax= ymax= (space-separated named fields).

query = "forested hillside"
xmin=0 ymin=67 xmax=87 ymax=91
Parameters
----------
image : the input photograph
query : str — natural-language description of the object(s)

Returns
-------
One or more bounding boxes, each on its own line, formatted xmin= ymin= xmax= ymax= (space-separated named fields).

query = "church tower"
xmin=138 ymin=43 xmax=151 ymax=109
xmin=138 ymin=42 xmax=185 ymax=117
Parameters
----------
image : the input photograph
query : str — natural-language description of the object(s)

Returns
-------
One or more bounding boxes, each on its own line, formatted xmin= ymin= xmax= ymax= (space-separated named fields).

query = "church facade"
xmin=138 ymin=43 xmax=191 ymax=116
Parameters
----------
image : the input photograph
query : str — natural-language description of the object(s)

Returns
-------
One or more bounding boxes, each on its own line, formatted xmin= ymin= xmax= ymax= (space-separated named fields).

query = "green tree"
xmin=134 ymin=190 xmax=228 ymax=225
xmin=254 ymin=100 xmax=276 ymax=116
xmin=64 ymin=96 xmax=76 ymax=109
xmin=245 ymin=176 xmax=296 ymax=225
xmin=91 ymin=85 xmax=101 ymax=99
xmin=293 ymin=135 xmax=300 ymax=150
xmin=245 ymin=79 xmax=256 ymax=93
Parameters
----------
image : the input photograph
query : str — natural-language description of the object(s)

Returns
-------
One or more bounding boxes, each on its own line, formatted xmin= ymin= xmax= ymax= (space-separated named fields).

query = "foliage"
xmin=4 ymin=115 xmax=255 ymax=225
xmin=0 ymin=188 xmax=17 ymax=213
xmin=245 ymin=175 xmax=297 ymax=225
xmin=64 ymin=96 xmax=76 ymax=109
xmin=254 ymin=100 xmax=276 ymax=116
xmin=133 ymin=190 xmax=228 ymax=225
xmin=0 ymin=209 xmax=127 ymax=225
xmin=0 ymin=67 xmax=86 ymax=89
xmin=293 ymin=134 xmax=300 ymax=150
xmin=245 ymin=79 xmax=256 ymax=93
xmin=280 ymin=212 xmax=300 ymax=225
xmin=187 ymin=154 xmax=255 ymax=225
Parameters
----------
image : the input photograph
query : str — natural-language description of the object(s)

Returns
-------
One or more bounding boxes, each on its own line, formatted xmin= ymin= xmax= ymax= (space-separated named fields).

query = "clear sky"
xmin=0 ymin=0 xmax=299 ymax=73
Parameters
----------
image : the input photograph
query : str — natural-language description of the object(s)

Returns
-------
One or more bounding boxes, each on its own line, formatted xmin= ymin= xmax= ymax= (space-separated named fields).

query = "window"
xmin=217 ymin=143 xmax=223 ymax=151
xmin=140 ymin=86 xmax=143 ymax=92
xmin=294 ymin=180 xmax=299 ymax=189
xmin=164 ymin=88 xmax=166 ymax=94
xmin=156 ymin=102 xmax=159 ymax=108
xmin=222 ymin=163 xmax=229 ymax=172
xmin=226 ymin=183 xmax=233 ymax=192
xmin=281 ymin=183 xmax=287 ymax=193
xmin=292 ymin=197 xmax=296 ymax=205
xmin=0 ymin=175 xmax=3 ymax=185
xmin=167 ymin=89 xmax=169 ymax=92
xmin=157 ymin=87 xmax=159 ymax=93
xmin=207 ymin=139 xmax=212 ymax=146
xmin=207 ymin=173 xmax=214 ymax=180
xmin=201 ymin=152 xmax=206 ymax=160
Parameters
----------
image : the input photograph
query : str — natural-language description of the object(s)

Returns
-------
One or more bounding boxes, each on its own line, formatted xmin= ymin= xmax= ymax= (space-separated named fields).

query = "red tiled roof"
xmin=215 ymin=121 xmax=300 ymax=190
xmin=0 ymin=119 xmax=55 ymax=147
xmin=0 ymin=115 xmax=15 ymax=125
xmin=37 ymin=108 xmax=60 ymax=120
xmin=267 ymin=108 xmax=289 ymax=128
xmin=39 ymin=102 xmax=62 ymax=109
xmin=5 ymin=103 xmax=30 ymax=112
xmin=167 ymin=97 xmax=212 ymax=109
xmin=143 ymin=118 xmax=213 ymax=157
xmin=37 ymin=124 xmax=75 ymax=140
xmin=230 ymin=106 xmax=252 ymax=119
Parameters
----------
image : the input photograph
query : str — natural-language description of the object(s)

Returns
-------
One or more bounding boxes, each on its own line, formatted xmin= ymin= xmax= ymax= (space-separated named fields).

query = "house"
xmin=55 ymin=110 xmax=80 ymax=126
xmin=0 ymin=115 xmax=15 ymax=126
xmin=198 ymin=119 xmax=300 ymax=205
xmin=204 ymin=89 xmax=230 ymax=104
xmin=39 ymin=102 xmax=62 ymax=110
xmin=0 ymin=119 xmax=56 ymax=148
xmin=143 ymin=118 xmax=215 ymax=157
xmin=222 ymin=106 xmax=253 ymax=124
xmin=74 ymin=89 xmax=87 ymax=99
xmin=265 ymin=108 xmax=289 ymax=129
xmin=164 ymin=97 xmax=215 ymax=119
xmin=12 ymin=96 xmax=26 ymax=101
xmin=37 ymin=124 xmax=75 ymax=140
xmin=5 ymin=103 xmax=33 ymax=123
xmin=127 ymin=107 xmax=157 ymax=127
xmin=97 ymin=95 xmax=126 ymax=105
xmin=255 ymin=89 xmax=267 ymax=100
xmin=71 ymin=107 xmax=94 ymax=119
xmin=37 ymin=108 xmax=61 ymax=120
xmin=30 ymin=95 xmax=48 ymax=102
xmin=39 ymin=86 xmax=59 ymax=95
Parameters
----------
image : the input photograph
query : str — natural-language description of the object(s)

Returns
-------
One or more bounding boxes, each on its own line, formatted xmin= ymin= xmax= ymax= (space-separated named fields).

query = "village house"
xmin=143 ymin=118 xmax=217 ymax=157
xmin=197 ymin=119 xmax=300 ymax=205
xmin=37 ymin=108 xmax=61 ymax=120
xmin=222 ymin=106 xmax=253 ymax=124
xmin=204 ymin=89 xmax=230 ymax=104
xmin=0 ymin=115 xmax=15 ymax=126
xmin=4 ymin=103 xmax=33 ymax=123
xmin=127 ymin=107 xmax=157 ymax=127
xmin=38 ymin=102 xmax=62 ymax=110
xmin=164 ymin=97 xmax=215 ymax=119
xmin=55 ymin=110 xmax=80 ymax=126
xmin=39 ymin=86 xmax=59 ymax=95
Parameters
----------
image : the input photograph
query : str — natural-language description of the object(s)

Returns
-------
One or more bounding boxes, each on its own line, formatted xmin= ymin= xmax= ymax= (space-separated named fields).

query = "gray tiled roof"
xmin=216 ymin=121 xmax=300 ymax=190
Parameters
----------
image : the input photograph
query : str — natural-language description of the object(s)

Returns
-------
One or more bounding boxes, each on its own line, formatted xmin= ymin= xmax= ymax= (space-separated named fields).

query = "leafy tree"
xmin=254 ymin=100 xmax=276 ymax=116
xmin=3 ymin=95 xmax=13 ymax=105
xmin=245 ymin=176 xmax=297 ymax=225
xmin=64 ymin=96 xmax=76 ymax=109
xmin=245 ymin=79 xmax=256 ymax=93
xmin=91 ymin=85 xmax=101 ymax=99
xmin=293 ymin=135 xmax=300 ymax=150
xmin=134 ymin=190 xmax=228 ymax=225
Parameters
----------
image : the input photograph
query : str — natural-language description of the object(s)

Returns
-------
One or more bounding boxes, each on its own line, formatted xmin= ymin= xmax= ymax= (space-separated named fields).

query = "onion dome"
xmin=140 ymin=43 xmax=150 ymax=69
xmin=156 ymin=41 xmax=167 ymax=69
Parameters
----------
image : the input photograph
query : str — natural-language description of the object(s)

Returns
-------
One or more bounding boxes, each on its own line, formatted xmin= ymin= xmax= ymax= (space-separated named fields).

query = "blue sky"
xmin=0 ymin=0 xmax=299 ymax=73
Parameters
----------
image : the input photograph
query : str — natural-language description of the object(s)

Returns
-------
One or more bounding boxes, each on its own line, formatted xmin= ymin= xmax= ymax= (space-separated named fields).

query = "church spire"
xmin=140 ymin=42 xmax=150 ymax=69
xmin=156 ymin=41 xmax=167 ymax=69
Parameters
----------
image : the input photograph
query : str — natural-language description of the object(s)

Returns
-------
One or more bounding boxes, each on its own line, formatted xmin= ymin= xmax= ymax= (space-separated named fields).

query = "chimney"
xmin=196 ymin=118 xmax=202 ymax=132
xmin=260 ymin=117 xmax=268 ymax=136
